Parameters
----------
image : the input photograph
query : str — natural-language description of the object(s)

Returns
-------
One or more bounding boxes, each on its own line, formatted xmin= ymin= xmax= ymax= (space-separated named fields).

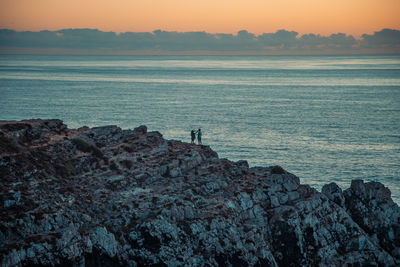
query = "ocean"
xmin=1 ymin=54 xmax=399 ymax=203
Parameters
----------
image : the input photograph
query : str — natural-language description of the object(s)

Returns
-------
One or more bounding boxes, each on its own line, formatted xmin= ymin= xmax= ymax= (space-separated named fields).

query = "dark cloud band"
xmin=0 ymin=28 xmax=399 ymax=54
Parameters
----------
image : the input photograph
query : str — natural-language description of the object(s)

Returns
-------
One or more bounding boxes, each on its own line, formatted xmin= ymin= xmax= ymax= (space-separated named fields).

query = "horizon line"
xmin=2 ymin=48 xmax=399 ymax=56
xmin=3 ymin=27 xmax=400 ymax=39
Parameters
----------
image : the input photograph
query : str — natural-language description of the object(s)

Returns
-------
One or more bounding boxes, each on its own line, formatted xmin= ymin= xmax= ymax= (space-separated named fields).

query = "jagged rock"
xmin=90 ymin=227 xmax=118 ymax=258
xmin=322 ymin=182 xmax=345 ymax=207
xmin=0 ymin=119 xmax=399 ymax=266
xmin=133 ymin=125 xmax=147 ymax=135
xmin=344 ymin=180 xmax=400 ymax=262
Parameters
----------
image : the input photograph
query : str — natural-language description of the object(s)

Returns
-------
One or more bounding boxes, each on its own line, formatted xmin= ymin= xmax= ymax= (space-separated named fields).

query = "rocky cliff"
xmin=0 ymin=119 xmax=399 ymax=267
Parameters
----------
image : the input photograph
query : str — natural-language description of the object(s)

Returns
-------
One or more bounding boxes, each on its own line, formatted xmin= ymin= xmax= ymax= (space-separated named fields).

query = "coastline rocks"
xmin=344 ymin=180 xmax=400 ymax=261
xmin=0 ymin=119 xmax=399 ymax=266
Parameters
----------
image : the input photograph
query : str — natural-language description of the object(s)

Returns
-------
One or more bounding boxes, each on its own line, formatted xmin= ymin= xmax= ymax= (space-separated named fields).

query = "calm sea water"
xmin=1 ymin=54 xmax=399 ymax=203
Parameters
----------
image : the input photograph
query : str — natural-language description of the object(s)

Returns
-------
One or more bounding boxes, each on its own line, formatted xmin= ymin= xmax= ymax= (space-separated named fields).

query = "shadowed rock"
xmin=322 ymin=182 xmax=345 ymax=207
xmin=344 ymin=180 xmax=400 ymax=260
xmin=0 ymin=119 xmax=399 ymax=266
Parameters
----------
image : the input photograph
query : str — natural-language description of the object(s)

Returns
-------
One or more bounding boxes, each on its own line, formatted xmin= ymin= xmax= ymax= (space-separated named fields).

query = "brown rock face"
xmin=0 ymin=119 xmax=399 ymax=266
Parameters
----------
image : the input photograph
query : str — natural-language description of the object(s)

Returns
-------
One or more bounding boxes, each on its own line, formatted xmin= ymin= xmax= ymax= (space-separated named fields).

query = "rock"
xmin=344 ymin=180 xmax=400 ymax=263
xmin=90 ymin=227 xmax=118 ymax=258
xmin=89 ymin=125 xmax=121 ymax=138
xmin=268 ymin=173 xmax=300 ymax=192
xmin=0 ymin=119 xmax=399 ymax=266
xmin=270 ymin=165 xmax=287 ymax=175
xmin=106 ymin=175 xmax=125 ymax=183
xmin=322 ymin=182 xmax=345 ymax=207
xmin=133 ymin=125 xmax=147 ymax=135
xmin=24 ymin=128 xmax=42 ymax=140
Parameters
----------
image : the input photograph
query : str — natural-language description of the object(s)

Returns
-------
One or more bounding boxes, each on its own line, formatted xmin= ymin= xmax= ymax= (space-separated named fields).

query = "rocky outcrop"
xmin=0 ymin=119 xmax=399 ymax=266
xmin=344 ymin=180 xmax=400 ymax=260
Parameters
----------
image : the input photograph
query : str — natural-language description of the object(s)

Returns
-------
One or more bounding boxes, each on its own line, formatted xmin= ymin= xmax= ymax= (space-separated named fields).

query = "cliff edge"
xmin=1 ymin=119 xmax=399 ymax=266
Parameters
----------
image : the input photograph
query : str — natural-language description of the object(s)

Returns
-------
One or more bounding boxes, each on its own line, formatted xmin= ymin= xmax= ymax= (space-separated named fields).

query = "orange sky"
xmin=0 ymin=0 xmax=399 ymax=37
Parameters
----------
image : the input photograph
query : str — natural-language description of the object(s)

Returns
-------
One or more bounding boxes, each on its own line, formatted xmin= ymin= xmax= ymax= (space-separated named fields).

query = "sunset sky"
xmin=1 ymin=0 xmax=399 ymax=37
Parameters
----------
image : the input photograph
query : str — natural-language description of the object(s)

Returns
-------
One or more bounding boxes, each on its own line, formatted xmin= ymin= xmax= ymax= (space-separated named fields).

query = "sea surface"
xmin=1 ymin=54 xmax=399 ymax=203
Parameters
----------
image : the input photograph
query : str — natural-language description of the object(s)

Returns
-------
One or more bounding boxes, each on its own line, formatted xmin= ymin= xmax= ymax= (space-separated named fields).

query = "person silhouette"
xmin=190 ymin=130 xmax=196 ymax=144
xmin=197 ymin=128 xmax=202 ymax=145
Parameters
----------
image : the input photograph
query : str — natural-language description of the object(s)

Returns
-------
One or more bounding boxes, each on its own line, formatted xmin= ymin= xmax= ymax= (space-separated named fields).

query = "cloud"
xmin=361 ymin=29 xmax=400 ymax=49
xmin=297 ymin=33 xmax=357 ymax=50
xmin=0 ymin=28 xmax=399 ymax=54
xmin=258 ymin=30 xmax=299 ymax=49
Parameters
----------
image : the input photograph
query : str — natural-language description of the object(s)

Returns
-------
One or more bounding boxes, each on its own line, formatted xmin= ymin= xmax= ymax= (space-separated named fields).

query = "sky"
xmin=1 ymin=0 xmax=399 ymax=37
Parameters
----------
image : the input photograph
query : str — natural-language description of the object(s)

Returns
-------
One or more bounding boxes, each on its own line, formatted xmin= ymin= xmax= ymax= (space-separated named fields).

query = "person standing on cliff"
xmin=191 ymin=130 xmax=196 ymax=144
xmin=197 ymin=129 xmax=202 ymax=145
